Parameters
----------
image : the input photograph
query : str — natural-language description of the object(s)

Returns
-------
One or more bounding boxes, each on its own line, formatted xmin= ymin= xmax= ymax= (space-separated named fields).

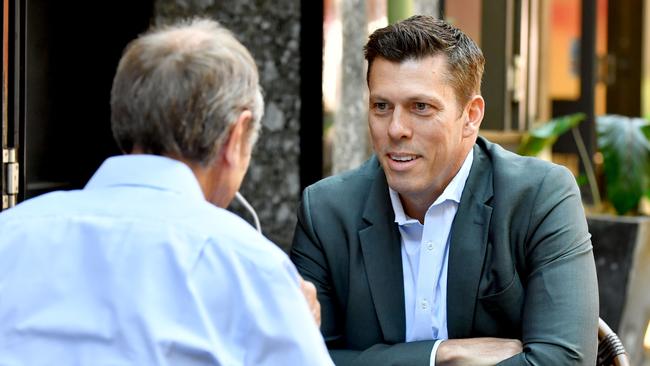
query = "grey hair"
xmin=110 ymin=18 xmax=264 ymax=166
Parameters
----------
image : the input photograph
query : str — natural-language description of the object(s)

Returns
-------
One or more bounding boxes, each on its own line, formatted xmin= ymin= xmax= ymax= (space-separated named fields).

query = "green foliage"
xmin=576 ymin=174 xmax=588 ymax=187
xmin=387 ymin=0 xmax=413 ymax=24
xmin=517 ymin=113 xmax=650 ymax=215
xmin=517 ymin=113 xmax=586 ymax=156
xmin=596 ymin=115 xmax=650 ymax=215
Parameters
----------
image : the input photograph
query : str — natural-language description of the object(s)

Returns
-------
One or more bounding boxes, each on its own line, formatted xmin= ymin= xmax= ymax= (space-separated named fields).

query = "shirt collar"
xmin=389 ymin=188 xmax=415 ymax=225
xmin=85 ymin=154 xmax=206 ymax=201
xmin=389 ymin=149 xmax=474 ymax=225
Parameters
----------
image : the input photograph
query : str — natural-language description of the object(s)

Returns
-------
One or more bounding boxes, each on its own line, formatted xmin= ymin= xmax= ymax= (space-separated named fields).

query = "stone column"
xmin=155 ymin=0 xmax=301 ymax=251
xmin=332 ymin=0 xmax=370 ymax=174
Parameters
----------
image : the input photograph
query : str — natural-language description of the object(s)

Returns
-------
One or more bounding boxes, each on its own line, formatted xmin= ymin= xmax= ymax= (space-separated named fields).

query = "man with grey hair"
xmin=0 ymin=18 xmax=333 ymax=365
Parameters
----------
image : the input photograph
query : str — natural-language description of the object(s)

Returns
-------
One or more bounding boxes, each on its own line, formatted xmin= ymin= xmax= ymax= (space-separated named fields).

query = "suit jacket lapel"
xmin=359 ymin=160 xmax=405 ymax=343
xmin=447 ymin=143 xmax=494 ymax=338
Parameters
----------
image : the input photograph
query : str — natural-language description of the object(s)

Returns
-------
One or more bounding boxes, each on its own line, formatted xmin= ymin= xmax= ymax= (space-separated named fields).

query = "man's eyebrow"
xmin=405 ymin=94 xmax=443 ymax=103
xmin=369 ymin=96 xmax=390 ymax=104
xmin=368 ymin=92 xmax=448 ymax=110
xmin=369 ymin=93 xmax=441 ymax=101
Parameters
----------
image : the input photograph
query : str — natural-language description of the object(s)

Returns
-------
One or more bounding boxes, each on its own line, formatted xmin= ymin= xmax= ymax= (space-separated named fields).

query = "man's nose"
xmin=388 ymin=108 xmax=412 ymax=140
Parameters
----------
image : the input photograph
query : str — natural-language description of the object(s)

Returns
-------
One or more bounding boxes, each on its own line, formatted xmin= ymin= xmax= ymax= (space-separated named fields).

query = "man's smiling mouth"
xmin=388 ymin=153 xmax=419 ymax=162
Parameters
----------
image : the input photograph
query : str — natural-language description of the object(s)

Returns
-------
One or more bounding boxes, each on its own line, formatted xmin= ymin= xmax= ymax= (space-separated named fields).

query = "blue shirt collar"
xmin=85 ymin=154 xmax=206 ymax=201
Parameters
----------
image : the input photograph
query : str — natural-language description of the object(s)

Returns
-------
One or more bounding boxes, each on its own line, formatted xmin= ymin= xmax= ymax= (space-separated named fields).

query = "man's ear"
xmin=463 ymin=95 xmax=485 ymax=137
xmin=220 ymin=110 xmax=253 ymax=166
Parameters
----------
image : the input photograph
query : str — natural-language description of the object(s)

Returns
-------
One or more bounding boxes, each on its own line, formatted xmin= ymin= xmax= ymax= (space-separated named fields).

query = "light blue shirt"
xmin=0 ymin=155 xmax=334 ymax=366
xmin=389 ymin=151 xmax=473 ymax=366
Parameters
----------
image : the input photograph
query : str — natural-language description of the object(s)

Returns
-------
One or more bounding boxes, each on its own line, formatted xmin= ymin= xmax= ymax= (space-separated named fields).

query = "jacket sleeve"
xmin=290 ymin=187 xmax=436 ymax=366
xmin=498 ymin=165 xmax=599 ymax=365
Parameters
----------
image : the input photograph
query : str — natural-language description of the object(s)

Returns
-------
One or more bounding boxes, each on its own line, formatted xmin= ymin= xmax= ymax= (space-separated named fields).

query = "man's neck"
xmin=399 ymin=192 xmax=438 ymax=224
xmin=397 ymin=149 xmax=474 ymax=223
xmin=127 ymin=149 xmax=232 ymax=207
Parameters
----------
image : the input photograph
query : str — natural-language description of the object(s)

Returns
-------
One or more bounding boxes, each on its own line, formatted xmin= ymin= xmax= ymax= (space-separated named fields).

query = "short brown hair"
xmin=364 ymin=15 xmax=484 ymax=106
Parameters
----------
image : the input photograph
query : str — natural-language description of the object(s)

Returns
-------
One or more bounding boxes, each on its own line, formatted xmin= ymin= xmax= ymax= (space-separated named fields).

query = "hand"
xmin=436 ymin=337 xmax=523 ymax=366
xmin=299 ymin=277 xmax=321 ymax=327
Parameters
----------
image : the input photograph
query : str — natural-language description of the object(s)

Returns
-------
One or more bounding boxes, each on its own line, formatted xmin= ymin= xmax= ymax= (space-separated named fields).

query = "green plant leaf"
xmin=641 ymin=124 xmax=650 ymax=201
xmin=596 ymin=115 xmax=650 ymax=215
xmin=517 ymin=113 xmax=586 ymax=156
xmin=640 ymin=124 xmax=650 ymax=140
xmin=576 ymin=174 xmax=588 ymax=187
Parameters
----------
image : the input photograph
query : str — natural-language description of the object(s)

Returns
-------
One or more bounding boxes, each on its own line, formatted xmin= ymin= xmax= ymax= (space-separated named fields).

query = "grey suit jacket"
xmin=290 ymin=137 xmax=598 ymax=365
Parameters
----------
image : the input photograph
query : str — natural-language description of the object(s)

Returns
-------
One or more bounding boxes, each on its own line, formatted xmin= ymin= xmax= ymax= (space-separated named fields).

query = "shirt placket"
xmin=411 ymin=206 xmax=443 ymax=340
xmin=432 ymin=203 xmax=452 ymax=340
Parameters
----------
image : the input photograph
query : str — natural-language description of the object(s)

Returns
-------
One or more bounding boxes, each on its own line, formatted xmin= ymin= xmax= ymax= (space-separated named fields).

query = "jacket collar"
xmin=359 ymin=156 xmax=406 ymax=343
xmin=446 ymin=138 xmax=494 ymax=338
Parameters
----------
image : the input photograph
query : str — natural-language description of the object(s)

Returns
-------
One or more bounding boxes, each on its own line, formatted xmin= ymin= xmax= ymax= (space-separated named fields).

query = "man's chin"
xmin=385 ymin=177 xmax=416 ymax=196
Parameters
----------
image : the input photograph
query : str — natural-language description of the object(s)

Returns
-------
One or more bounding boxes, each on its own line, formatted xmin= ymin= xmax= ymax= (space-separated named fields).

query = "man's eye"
xmin=375 ymin=103 xmax=388 ymax=110
xmin=414 ymin=102 xmax=429 ymax=111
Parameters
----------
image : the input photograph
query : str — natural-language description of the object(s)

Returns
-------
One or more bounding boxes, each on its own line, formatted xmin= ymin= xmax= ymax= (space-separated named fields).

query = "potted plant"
xmin=595 ymin=115 xmax=650 ymax=215
xmin=518 ymin=113 xmax=650 ymax=215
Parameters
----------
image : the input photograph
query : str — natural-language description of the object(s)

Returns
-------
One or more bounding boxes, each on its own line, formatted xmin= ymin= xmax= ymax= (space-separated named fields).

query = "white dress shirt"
xmin=0 ymin=155 xmax=334 ymax=366
xmin=389 ymin=151 xmax=473 ymax=366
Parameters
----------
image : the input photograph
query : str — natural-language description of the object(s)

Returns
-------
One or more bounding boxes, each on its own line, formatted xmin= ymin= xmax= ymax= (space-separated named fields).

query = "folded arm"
xmin=494 ymin=165 xmax=599 ymax=365
xmin=290 ymin=188 xmax=436 ymax=366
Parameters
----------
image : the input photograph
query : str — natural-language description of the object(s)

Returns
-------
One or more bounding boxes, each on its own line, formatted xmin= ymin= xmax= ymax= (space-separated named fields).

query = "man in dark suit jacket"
xmin=291 ymin=15 xmax=598 ymax=365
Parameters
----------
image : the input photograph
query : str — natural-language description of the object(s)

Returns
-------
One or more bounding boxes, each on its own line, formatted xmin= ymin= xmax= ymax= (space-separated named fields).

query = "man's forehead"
xmin=369 ymin=53 xmax=450 ymax=71
xmin=368 ymin=55 xmax=455 ymax=100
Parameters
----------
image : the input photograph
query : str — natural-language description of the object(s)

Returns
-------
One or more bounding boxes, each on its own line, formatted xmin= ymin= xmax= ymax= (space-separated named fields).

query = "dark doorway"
xmin=299 ymin=0 xmax=323 ymax=191
xmin=6 ymin=0 xmax=153 ymax=203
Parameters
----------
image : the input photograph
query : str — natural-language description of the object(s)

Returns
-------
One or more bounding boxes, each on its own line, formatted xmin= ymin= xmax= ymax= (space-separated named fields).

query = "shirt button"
xmin=421 ymin=299 xmax=428 ymax=310
xmin=425 ymin=241 xmax=434 ymax=251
